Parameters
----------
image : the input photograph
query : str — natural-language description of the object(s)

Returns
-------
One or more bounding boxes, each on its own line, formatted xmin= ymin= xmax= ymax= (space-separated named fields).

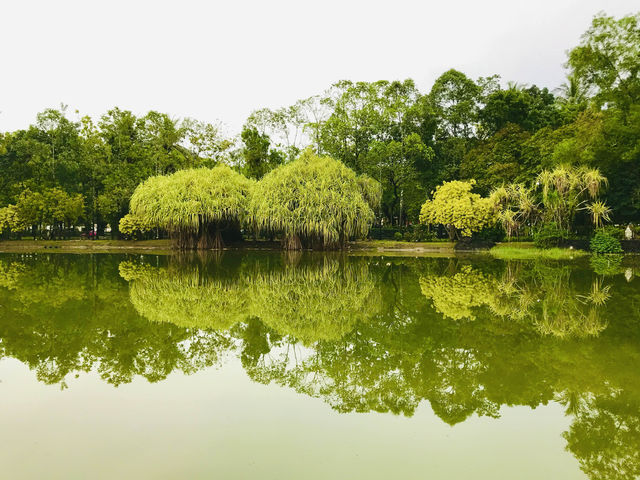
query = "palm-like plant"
xmin=554 ymin=74 xmax=591 ymax=106
xmin=536 ymin=166 xmax=608 ymax=233
xmin=586 ymin=200 xmax=612 ymax=230
xmin=490 ymin=183 xmax=538 ymax=239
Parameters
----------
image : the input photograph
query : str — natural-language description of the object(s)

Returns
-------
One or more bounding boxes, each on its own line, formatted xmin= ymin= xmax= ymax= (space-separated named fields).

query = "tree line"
xmin=0 ymin=12 xmax=638 ymax=240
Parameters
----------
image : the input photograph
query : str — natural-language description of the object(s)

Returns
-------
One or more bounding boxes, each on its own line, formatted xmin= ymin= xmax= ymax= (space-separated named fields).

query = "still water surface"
xmin=0 ymin=252 xmax=639 ymax=479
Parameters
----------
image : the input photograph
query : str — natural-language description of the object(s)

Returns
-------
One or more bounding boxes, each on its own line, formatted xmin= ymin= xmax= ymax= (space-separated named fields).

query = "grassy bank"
xmin=349 ymin=240 xmax=455 ymax=253
xmin=0 ymin=239 xmax=173 ymax=254
xmin=0 ymin=239 xmax=589 ymax=259
xmin=489 ymin=243 xmax=587 ymax=260
xmin=0 ymin=238 xmax=457 ymax=255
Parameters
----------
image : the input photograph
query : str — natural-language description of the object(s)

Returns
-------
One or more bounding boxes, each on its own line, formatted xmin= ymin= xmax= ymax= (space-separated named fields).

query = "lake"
xmin=0 ymin=251 xmax=638 ymax=479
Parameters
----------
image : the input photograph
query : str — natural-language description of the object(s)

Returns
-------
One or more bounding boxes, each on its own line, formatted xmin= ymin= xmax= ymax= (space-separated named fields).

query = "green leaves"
xmin=130 ymin=165 xmax=254 ymax=233
xmin=568 ymin=12 xmax=640 ymax=110
xmin=12 ymin=187 xmax=84 ymax=231
xmin=248 ymin=150 xmax=376 ymax=248
xmin=420 ymin=180 xmax=496 ymax=238
xmin=536 ymin=165 xmax=608 ymax=231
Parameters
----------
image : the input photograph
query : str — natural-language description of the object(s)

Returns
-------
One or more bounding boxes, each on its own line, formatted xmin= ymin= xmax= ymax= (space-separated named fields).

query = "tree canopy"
xmin=129 ymin=165 xmax=254 ymax=249
xmin=249 ymin=150 xmax=377 ymax=249
xmin=0 ymin=11 xmax=639 ymax=240
xmin=420 ymin=180 xmax=497 ymax=238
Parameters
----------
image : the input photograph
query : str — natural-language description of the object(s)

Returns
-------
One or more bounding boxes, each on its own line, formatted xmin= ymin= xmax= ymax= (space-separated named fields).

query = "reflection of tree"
xmin=0 ymin=254 xmax=228 ymax=387
xmin=419 ymin=265 xmax=497 ymax=320
xmin=590 ymin=254 xmax=624 ymax=276
xmin=122 ymin=255 xmax=380 ymax=343
xmin=2 ymin=253 xmax=640 ymax=479
xmin=420 ymin=260 xmax=609 ymax=338
xmin=563 ymin=391 xmax=640 ymax=480
xmin=249 ymin=257 xmax=380 ymax=344
xmin=229 ymin=256 xmax=640 ymax=478
xmin=127 ymin=263 xmax=250 ymax=330
xmin=0 ymin=260 xmax=26 ymax=289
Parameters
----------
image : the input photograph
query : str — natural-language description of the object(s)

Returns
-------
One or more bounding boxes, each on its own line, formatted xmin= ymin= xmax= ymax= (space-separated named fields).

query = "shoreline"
xmin=0 ymin=239 xmax=593 ymax=259
xmin=0 ymin=239 xmax=457 ymax=255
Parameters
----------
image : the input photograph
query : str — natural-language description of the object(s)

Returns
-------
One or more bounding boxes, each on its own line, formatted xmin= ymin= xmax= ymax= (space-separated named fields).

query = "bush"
xmin=408 ymin=224 xmax=435 ymax=242
xmin=602 ymin=225 xmax=624 ymax=240
xmin=590 ymin=231 xmax=623 ymax=254
xmin=393 ymin=232 xmax=403 ymax=241
xmin=368 ymin=226 xmax=403 ymax=240
xmin=534 ymin=223 xmax=569 ymax=249
xmin=119 ymin=213 xmax=154 ymax=240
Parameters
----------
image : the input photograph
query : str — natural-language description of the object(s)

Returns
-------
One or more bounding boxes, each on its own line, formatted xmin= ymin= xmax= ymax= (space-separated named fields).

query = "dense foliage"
xmin=590 ymin=231 xmax=623 ymax=254
xmin=0 ymin=12 xmax=638 ymax=242
xmin=129 ymin=165 xmax=254 ymax=249
xmin=419 ymin=180 xmax=496 ymax=238
xmin=118 ymin=213 xmax=155 ymax=240
xmin=534 ymin=222 xmax=570 ymax=249
xmin=249 ymin=150 xmax=377 ymax=249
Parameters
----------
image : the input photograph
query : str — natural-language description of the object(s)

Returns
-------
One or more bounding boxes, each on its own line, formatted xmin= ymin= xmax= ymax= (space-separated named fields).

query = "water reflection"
xmin=0 ymin=254 xmax=229 ymax=387
xmin=419 ymin=262 xmax=609 ymax=338
xmin=1 ymin=252 xmax=640 ymax=479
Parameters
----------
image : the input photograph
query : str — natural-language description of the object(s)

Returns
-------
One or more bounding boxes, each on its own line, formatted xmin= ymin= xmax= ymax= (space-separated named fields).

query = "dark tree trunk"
xmin=282 ymin=234 xmax=302 ymax=250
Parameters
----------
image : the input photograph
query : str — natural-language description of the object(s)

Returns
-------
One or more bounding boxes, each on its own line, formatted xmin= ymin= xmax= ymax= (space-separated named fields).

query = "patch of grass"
xmin=490 ymin=244 xmax=587 ymax=260
xmin=0 ymin=239 xmax=172 ymax=254
xmin=351 ymin=240 xmax=455 ymax=251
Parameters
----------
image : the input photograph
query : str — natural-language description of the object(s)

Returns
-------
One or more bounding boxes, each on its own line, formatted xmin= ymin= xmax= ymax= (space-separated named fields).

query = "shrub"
xmin=590 ymin=231 xmax=623 ymax=254
xmin=393 ymin=232 xmax=403 ymax=241
xmin=602 ymin=225 xmax=624 ymax=239
xmin=409 ymin=224 xmax=435 ymax=242
xmin=473 ymin=225 xmax=505 ymax=243
xmin=119 ymin=213 xmax=154 ymax=240
xmin=534 ymin=223 xmax=569 ymax=249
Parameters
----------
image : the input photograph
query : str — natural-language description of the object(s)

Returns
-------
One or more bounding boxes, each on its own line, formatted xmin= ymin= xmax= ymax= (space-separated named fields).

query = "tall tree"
xmin=568 ymin=12 xmax=640 ymax=113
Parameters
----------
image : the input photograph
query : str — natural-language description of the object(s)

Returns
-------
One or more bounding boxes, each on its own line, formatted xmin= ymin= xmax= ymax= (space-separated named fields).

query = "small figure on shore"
xmin=625 ymin=224 xmax=634 ymax=240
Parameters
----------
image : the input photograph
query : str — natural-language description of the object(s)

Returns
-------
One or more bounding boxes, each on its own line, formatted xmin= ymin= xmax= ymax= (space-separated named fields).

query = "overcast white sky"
xmin=0 ymin=0 xmax=637 ymax=134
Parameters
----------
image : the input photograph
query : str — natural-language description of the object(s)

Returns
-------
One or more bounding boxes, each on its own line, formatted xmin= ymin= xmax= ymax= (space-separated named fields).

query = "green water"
xmin=0 ymin=252 xmax=639 ymax=479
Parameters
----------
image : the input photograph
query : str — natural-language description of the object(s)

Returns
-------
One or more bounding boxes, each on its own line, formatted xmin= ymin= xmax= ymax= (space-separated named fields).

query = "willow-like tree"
xmin=129 ymin=165 xmax=253 ymax=249
xmin=249 ymin=150 xmax=377 ymax=250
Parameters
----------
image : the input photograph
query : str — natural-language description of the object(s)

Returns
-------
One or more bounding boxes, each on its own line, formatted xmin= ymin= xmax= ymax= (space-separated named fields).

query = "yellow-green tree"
xmin=419 ymin=180 xmax=496 ymax=239
xmin=249 ymin=150 xmax=376 ymax=250
xmin=129 ymin=165 xmax=254 ymax=249
xmin=0 ymin=204 xmax=27 ymax=236
xmin=118 ymin=213 xmax=155 ymax=240
xmin=12 ymin=188 xmax=84 ymax=239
